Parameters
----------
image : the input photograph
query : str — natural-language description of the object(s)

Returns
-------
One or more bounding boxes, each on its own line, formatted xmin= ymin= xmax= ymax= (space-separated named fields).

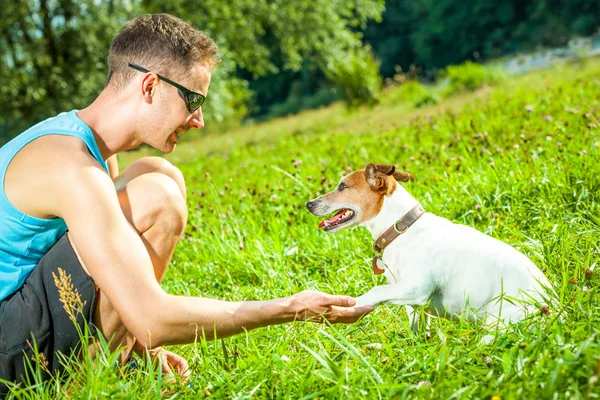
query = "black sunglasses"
xmin=128 ymin=62 xmax=206 ymax=113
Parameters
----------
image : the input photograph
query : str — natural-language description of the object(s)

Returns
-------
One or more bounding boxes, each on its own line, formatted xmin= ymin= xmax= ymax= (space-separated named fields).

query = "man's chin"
xmin=163 ymin=143 xmax=176 ymax=153
xmin=145 ymin=143 xmax=176 ymax=154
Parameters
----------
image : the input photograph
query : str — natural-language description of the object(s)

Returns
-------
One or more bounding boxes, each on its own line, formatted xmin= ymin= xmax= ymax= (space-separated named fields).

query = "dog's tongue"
xmin=318 ymin=209 xmax=347 ymax=228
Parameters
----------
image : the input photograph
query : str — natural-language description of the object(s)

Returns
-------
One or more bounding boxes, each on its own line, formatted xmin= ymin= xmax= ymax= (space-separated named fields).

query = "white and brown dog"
xmin=306 ymin=163 xmax=552 ymax=332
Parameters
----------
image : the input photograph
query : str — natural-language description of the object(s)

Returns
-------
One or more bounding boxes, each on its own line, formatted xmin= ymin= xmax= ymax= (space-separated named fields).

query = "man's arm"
xmin=106 ymin=154 xmax=119 ymax=179
xmin=56 ymin=153 xmax=368 ymax=348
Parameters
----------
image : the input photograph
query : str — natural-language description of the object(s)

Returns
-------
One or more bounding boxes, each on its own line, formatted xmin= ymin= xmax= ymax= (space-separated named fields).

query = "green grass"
xmin=5 ymin=58 xmax=600 ymax=399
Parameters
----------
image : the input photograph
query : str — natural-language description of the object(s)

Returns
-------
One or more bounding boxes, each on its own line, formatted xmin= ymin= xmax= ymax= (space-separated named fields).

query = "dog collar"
xmin=372 ymin=204 xmax=425 ymax=275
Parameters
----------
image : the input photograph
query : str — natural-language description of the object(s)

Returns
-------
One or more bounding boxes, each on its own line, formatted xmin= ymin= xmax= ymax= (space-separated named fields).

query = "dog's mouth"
xmin=318 ymin=208 xmax=356 ymax=231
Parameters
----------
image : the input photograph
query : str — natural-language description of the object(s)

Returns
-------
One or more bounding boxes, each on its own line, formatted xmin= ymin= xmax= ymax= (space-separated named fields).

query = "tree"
xmin=143 ymin=0 xmax=385 ymax=120
xmin=0 ymin=0 xmax=134 ymax=142
xmin=0 ymin=0 xmax=385 ymax=143
xmin=363 ymin=0 xmax=418 ymax=78
xmin=364 ymin=0 xmax=600 ymax=77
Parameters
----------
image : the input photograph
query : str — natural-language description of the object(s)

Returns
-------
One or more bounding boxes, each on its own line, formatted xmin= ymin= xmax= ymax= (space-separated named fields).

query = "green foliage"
xmin=323 ymin=46 xmax=382 ymax=108
xmin=394 ymin=81 xmax=428 ymax=100
xmin=363 ymin=0 xmax=418 ymax=78
xmin=3 ymin=0 xmax=600 ymax=144
xmin=199 ymin=55 xmax=254 ymax=133
xmin=7 ymin=54 xmax=600 ymax=400
xmin=382 ymin=80 xmax=440 ymax=108
xmin=443 ymin=61 xmax=507 ymax=95
xmin=365 ymin=0 xmax=600 ymax=75
xmin=0 ymin=0 xmax=384 ymax=143
xmin=263 ymin=85 xmax=338 ymax=120
xmin=0 ymin=0 xmax=136 ymax=143
xmin=143 ymin=0 xmax=385 ymax=121
xmin=414 ymin=92 xmax=441 ymax=108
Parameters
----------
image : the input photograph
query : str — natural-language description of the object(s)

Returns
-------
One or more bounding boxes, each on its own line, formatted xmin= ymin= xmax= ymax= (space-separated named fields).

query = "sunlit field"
xmin=7 ymin=58 xmax=600 ymax=399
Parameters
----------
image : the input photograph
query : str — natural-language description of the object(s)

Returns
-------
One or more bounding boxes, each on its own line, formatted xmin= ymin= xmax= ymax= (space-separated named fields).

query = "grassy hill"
xmin=10 ymin=58 xmax=600 ymax=399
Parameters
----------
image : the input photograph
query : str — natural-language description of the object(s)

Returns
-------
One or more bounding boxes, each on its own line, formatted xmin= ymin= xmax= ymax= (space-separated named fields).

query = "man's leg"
xmin=69 ymin=156 xmax=187 ymax=359
xmin=113 ymin=156 xmax=186 ymax=201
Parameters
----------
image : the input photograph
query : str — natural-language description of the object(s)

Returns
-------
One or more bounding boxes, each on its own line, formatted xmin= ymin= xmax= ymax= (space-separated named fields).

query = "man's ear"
xmin=365 ymin=163 xmax=393 ymax=191
xmin=393 ymin=170 xmax=414 ymax=182
xmin=141 ymin=72 xmax=160 ymax=101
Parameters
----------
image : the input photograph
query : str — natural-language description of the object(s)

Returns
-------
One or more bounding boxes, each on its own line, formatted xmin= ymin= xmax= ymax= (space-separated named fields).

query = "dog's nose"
xmin=306 ymin=200 xmax=316 ymax=211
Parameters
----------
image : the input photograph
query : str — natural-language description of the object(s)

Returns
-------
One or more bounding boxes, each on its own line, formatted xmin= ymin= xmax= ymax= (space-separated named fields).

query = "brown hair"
xmin=106 ymin=14 xmax=219 ymax=90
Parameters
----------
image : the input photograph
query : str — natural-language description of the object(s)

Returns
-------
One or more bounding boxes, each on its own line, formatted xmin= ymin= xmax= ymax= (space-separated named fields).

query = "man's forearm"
xmin=138 ymin=295 xmax=295 ymax=347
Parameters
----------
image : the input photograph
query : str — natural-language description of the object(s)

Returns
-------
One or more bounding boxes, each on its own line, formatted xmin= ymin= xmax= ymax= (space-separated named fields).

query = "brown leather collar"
xmin=372 ymin=204 xmax=425 ymax=253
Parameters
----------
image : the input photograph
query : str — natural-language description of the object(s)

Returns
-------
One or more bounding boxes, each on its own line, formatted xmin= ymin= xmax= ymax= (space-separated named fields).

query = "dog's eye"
xmin=337 ymin=182 xmax=347 ymax=191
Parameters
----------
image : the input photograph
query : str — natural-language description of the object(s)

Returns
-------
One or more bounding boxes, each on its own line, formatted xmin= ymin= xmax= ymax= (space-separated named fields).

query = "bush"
xmin=323 ymin=45 xmax=382 ymax=108
xmin=381 ymin=80 xmax=440 ymax=108
xmin=384 ymin=80 xmax=426 ymax=102
xmin=442 ymin=61 xmax=506 ymax=95
xmin=414 ymin=92 xmax=441 ymax=108
xmin=201 ymin=56 xmax=254 ymax=133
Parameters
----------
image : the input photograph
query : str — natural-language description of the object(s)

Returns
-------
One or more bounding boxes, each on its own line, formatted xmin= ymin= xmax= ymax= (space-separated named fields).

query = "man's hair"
xmin=106 ymin=14 xmax=219 ymax=90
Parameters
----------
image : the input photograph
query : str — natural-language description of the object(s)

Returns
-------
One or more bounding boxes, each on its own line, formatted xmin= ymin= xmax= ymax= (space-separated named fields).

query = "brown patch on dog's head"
xmin=365 ymin=163 xmax=413 ymax=193
xmin=306 ymin=163 xmax=415 ymax=231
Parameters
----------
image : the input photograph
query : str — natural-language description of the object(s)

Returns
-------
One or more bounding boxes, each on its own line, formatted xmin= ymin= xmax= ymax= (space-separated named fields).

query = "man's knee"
xmin=116 ymin=157 xmax=186 ymax=200
xmin=146 ymin=173 xmax=188 ymax=237
xmin=119 ymin=172 xmax=188 ymax=237
xmin=146 ymin=157 xmax=186 ymax=200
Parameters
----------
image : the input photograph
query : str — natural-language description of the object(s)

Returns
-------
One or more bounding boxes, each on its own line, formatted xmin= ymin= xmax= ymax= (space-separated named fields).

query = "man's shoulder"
xmin=37 ymin=136 xmax=110 ymax=185
xmin=4 ymin=134 xmax=112 ymax=220
xmin=24 ymin=134 xmax=102 ymax=169
xmin=37 ymin=133 xmax=91 ymax=153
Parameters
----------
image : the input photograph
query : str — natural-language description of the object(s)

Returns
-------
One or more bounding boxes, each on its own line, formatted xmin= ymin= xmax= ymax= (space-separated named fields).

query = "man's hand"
xmin=288 ymin=290 xmax=373 ymax=324
xmin=142 ymin=347 xmax=190 ymax=382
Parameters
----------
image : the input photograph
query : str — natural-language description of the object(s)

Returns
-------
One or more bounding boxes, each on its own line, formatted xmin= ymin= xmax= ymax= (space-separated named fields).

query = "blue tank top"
xmin=0 ymin=110 xmax=108 ymax=301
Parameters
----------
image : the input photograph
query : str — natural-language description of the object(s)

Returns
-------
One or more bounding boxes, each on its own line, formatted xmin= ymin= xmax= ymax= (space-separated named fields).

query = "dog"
xmin=306 ymin=163 xmax=553 ymax=333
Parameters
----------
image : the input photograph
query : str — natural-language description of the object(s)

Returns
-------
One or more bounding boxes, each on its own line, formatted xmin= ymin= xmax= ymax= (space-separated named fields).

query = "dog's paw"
xmin=355 ymin=295 xmax=379 ymax=308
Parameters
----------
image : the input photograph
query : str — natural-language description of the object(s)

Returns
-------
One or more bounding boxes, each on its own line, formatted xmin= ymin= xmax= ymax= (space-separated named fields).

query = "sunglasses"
xmin=128 ymin=62 xmax=206 ymax=113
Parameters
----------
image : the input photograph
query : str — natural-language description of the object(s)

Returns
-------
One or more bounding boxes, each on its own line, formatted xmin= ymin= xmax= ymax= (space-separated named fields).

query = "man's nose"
xmin=188 ymin=108 xmax=205 ymax=129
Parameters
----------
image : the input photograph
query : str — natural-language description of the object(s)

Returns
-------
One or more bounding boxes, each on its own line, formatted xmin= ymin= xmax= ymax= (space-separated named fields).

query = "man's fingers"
xmin=165 ymin=352 xmax=190 ymax=378
xmin=161 ymin=359 xmax=174 ymax=375
xmin=327 ymin=305 xmax=374 ymax=322
xmin=353 ymin=305 xmax=374 ymax=315
xmin=336 ymin=305 xmax=373 ymax=316
xmin=174 ymin=359 xmax=190 ymax=378
xmin=173 ymin=361 xmax=191 ymax=381
xmin=324 ymin=294 xmax=357 ymax=307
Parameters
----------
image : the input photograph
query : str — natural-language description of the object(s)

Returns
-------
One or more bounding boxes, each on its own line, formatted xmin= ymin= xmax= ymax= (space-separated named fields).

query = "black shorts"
xmin=0 ymin=234 xmax=97 ymax=395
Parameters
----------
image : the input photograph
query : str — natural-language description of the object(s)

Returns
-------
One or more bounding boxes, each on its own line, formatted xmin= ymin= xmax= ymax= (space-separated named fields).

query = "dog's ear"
xmin=372 ymin=164 xmax=396 ymax=176
xmin=393 ymin=170 xmax=414 ymax=182
xmin=366 ymin=163 xmax=394 ymax=190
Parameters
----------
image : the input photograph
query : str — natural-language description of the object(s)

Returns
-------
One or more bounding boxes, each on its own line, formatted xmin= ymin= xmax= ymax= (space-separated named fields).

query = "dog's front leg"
xmin=355 ymin=283 xmax=431 ymax=308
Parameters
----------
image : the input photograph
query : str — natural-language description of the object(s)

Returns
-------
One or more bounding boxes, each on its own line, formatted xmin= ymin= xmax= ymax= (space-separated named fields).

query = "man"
xmin=0 ymin=13 xmax=372 ymax=391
